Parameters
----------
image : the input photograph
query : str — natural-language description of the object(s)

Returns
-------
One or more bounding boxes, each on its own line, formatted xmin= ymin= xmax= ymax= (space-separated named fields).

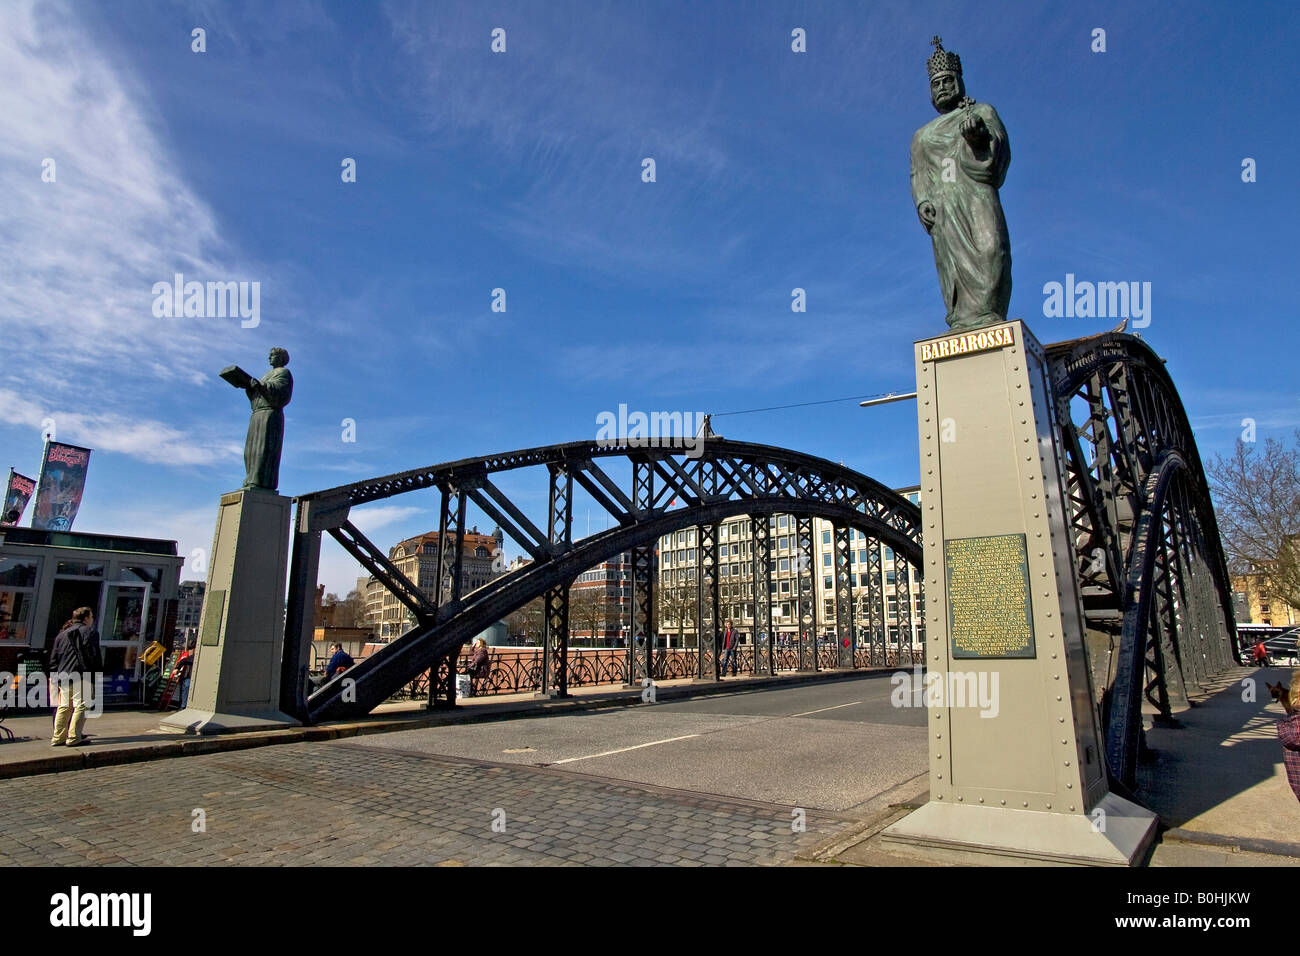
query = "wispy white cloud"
xmin=348 ymin=503 xmax=427 ymax=534
xmin=1191 ymin=409 xmax=1300 ymax=434
xmin=0 ymin=0 xmax=255 ymax=404
xmin=0 ymin=387 xmax=238 ymax=466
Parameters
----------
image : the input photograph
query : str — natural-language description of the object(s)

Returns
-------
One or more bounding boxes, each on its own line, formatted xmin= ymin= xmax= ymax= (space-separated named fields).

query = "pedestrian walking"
xmin=49 ymin=607 xmax=102 ymax=747
xmin=719 ymin=620 xmax=738 ymax=677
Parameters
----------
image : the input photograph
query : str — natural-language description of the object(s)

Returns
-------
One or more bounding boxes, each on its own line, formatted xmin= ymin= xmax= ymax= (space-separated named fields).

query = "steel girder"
xmin=330 ymin=520 xmax=436 ymax=621
xmin=896 ymin=552 xmax=913 ymax=666
xmin=1109 ymin=453 xmax=1187 ymax=785
xmin=541 ymin=465 xmax=573 ymax=697
xmin=429 ymin=484 xmax=466 ymax=707
xmin=297 ymin=439 xmax=923 ymax=546
xmin=1048 ymin=332 xmax=1237 ymax=792
xmin=751 ymin=512 xmax=774 ymax=676
xmin=867 ymin=534 xmax=885 ymax=665
xmin=696 ymin=522 xmax=719 ymax=679
xmin=795 ymin=515 xmax=817 ymax=671
xmin=834 ymin=525 xmax=854 ymax=668
xmin=628 ymin=460 xmax=655 ymax=683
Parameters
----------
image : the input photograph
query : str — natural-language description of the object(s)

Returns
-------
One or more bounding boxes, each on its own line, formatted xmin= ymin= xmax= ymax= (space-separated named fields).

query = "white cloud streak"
xmin=0 ymin=387 xmax=238 ymax=466
xmin=0 ymin=0 xmax=253 ymax=406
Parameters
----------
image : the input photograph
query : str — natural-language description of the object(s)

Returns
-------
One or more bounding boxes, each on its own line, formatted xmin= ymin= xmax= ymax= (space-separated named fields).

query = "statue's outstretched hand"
xmin=917 ymin=200 xmax=937 ymax=232
xmin=960 ymin=113 xmax=990 ymax=149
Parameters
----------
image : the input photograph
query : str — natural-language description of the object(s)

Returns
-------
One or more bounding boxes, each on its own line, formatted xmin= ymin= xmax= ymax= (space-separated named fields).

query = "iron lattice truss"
xmin=285 ymin=438 xmax=923 ymax=723
xmin=1047 ymin=331 xmax=1237 ymax=791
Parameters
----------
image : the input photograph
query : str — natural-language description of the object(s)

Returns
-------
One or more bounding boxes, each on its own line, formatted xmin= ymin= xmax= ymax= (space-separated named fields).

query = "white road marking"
xmin=552 ymin=734 xmax=701 ymax=765
xmin=786 ymin=700 xmax=863 ymax=718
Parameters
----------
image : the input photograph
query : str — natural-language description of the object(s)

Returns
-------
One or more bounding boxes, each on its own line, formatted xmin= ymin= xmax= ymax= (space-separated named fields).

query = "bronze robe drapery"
xmin=243 ymin=367 xmax=293 ymax=491
xmin=910 ymin=101 xmax=1011 ymax=329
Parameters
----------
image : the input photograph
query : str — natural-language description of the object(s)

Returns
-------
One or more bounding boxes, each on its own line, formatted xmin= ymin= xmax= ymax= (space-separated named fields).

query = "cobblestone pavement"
xmin=0 ymin=739 xmax=853 ymax=866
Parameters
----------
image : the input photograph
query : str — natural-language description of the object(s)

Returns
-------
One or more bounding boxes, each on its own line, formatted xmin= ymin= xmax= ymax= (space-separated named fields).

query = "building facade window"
xmin=0 ymin=557 xmax=40 ymax=643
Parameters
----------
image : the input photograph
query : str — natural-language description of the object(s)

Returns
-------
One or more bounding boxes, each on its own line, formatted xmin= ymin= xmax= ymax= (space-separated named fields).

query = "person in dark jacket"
xmin=50 ymin=606 xmax=102 ymax=747
xmin=325 ymin=643 xmax=355 ymax=681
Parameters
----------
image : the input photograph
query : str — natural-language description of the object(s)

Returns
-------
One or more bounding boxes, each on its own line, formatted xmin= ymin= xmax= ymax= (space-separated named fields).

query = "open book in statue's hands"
xmin=219 ymin=365 xmax=256 ymax=389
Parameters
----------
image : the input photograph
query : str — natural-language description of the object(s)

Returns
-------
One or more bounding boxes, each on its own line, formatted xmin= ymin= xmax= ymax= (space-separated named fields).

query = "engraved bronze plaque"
xmin=200 ymin=589 xmax=226 ymax=646
xmin=945 ymin=533 xmax=1035 ymax=659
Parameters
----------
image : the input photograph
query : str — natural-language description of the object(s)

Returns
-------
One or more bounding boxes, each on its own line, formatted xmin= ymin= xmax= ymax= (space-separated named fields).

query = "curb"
xmin=0 ymin=666 xmax=891 ymax=781
xmin=1159 ymin=827 xmax=1300 ymax=860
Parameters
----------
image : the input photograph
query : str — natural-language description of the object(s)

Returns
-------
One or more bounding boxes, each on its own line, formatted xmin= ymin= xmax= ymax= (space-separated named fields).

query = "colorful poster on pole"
xmin=1 ymin=470 xmax=36 ymax=526
xmin=30 ymin=442 xmax=92 ymax=532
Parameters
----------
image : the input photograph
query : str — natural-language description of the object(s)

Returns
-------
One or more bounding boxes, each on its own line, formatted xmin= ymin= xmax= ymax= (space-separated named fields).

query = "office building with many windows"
xmin=655 ymin=487 xmax=923 ymax=648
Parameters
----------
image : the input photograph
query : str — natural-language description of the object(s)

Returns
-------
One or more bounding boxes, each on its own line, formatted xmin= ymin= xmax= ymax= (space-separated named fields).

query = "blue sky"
xmin=2 ymin=0 xmax=1297 ymax=596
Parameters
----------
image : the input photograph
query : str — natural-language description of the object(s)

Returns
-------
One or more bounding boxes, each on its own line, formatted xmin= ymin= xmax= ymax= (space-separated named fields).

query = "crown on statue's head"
xmin=927 ymin=36 xmax=962 ymax=78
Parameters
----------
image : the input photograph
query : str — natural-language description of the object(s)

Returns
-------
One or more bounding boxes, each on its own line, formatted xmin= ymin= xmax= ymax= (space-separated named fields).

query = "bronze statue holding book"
xmin=221 ymin=347 xmax=293 ymax=492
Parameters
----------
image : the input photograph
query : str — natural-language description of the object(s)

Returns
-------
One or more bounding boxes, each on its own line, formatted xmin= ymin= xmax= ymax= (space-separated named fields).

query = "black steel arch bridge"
xmin=279 ymin=330 xmax=1237 ymax=796
xmin=282 ymin=436 xmax=924 ymax=724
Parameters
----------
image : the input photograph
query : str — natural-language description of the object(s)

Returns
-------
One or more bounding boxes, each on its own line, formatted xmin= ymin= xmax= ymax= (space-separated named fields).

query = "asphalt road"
xmin=339 ymin=671 xmax=929 ymax=813
xmin=0 ymin=673 xmax=930 ymax=867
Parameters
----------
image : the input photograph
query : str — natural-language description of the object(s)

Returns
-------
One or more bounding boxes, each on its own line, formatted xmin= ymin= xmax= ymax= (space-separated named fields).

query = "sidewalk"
xmin=802 ymin=665 xmax=1300 ymax=867
xmin=0 ymin=666 xmax=868 ymax=780
xmin=1137 ymin=665 xmax=1300 ymax=865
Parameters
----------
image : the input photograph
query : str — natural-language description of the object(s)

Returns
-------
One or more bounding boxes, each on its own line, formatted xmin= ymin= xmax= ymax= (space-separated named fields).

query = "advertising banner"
xmin=1 ymin=469 xmax=36 ymax=526
xmin=30 ymin=442 xmax=92 ymax=532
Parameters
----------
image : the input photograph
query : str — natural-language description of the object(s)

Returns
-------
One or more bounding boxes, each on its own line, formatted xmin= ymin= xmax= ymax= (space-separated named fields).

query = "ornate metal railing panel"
xmin=388 ymin=645 xmax=912 ymax=701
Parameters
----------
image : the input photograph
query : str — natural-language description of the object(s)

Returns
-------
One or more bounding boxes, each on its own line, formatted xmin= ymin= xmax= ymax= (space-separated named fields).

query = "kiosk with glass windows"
xmin=0 ymin=528 xmax=183 ymax=703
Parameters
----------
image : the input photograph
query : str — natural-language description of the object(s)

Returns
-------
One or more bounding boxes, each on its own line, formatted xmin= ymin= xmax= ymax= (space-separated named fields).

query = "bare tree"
xmin=331 ymin=589 xmax=367 ymax=628
xmin=657 ymin=583 xmax=696 ymax=647
xmin=569 ymin=586 xmax=612 ymax=643
xmin=1207 ymin=431 xmax=1300 ymax=609
xmin=505 ymin=596 xmax=545 ymax=645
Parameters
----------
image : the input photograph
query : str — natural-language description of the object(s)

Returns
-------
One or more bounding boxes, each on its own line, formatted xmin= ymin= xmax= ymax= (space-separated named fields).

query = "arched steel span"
xmin=1046 ymin=330 xmax=1237 ymax=792
xmin=282 ymin=437 xmax=923 ymax=724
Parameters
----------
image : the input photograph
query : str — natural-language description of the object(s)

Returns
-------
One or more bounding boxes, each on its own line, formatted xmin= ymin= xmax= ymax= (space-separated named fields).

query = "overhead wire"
xmin=711 ymin=391 xmax=908 ymax=418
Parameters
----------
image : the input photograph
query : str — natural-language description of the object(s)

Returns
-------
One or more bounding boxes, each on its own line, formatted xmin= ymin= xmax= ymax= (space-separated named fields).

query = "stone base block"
xmin=160 ymin=707 xmax=299 ymax=735
xmin=880 ymin=792 xmax=1157 ymax=866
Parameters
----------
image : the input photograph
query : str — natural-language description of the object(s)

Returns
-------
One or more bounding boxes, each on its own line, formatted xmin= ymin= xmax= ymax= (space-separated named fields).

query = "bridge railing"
xmin=385 ymin=644 xmax=925 ymax=702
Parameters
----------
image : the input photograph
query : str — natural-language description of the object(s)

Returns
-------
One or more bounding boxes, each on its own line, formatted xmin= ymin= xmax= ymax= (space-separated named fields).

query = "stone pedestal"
xmin=161 ymin=489 xmax=298 ymax=734
xmin=881 ymin=320 xmax=1156 ymax=866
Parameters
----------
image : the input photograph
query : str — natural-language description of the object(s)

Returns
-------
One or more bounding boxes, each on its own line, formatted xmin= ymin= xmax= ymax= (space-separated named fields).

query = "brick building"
xmin=364 ymin=526 xmax=505 ymax=638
